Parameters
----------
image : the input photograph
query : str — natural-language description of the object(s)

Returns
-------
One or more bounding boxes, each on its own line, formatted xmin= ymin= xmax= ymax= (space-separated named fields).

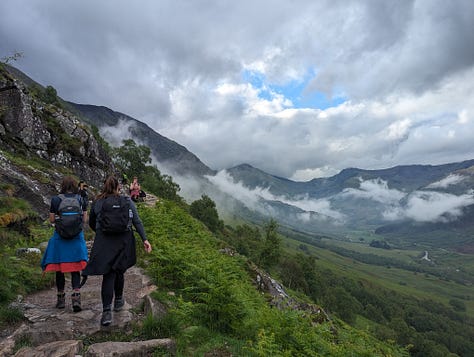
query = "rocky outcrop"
xmin=85 ymin=339 xmax=175 ymax=357
xmin=0 ymin=66 xmax=114 ymax=215
xmin=250 ymin=262 xmax=330 ymax=324
xmin=219 ymin=247 xmax=330 ymax=325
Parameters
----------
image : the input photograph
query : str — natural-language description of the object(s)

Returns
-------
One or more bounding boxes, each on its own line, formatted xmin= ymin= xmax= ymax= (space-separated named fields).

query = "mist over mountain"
xmin=67 ymin=102 xmax=215 ymax=178
xmin=216 ymin=161 xmax=474 ymax=249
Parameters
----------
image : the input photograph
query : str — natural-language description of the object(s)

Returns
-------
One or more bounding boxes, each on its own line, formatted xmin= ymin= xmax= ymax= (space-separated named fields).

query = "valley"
xmin=282 ymin=229 xmax=474 ymax=318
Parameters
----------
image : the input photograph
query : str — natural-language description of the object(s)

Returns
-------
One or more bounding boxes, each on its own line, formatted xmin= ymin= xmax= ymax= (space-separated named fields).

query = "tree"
xmin=278 ymin=256 xmax=309 ymax=292
xmin=113 ymin=139 xmax=181 ymax=202
xmin=142 ymin=166 xmax=181 ymax=202
xmin=42 ymin=85 xmax=60 ymax=105
xmin=113 ymin=139 xmax=151 ymax=178
xmin=323 ymin=286 xmax=361 ymax=324
xmin=258 ymin=219 xmax=281 ymax=269
xmin=231 ymin=224 xmax=263 ymax=261
xmin=189 ymin=195 xmax=223 ymax=233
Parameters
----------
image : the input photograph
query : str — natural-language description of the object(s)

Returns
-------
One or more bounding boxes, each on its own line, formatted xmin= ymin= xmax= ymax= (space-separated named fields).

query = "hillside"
xmin=67 ymin=102 xmax=215 ymax=178
xmin=0 ymin=65 xmax=114 ymax=216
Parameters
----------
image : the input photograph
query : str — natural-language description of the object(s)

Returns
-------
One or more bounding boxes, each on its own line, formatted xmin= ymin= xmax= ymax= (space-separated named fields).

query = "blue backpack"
xmin=55 ymin=194 xmax=83 ymax=239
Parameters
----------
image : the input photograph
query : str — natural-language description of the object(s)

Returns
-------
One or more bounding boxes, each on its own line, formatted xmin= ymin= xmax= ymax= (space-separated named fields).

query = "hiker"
xmin=82 ymin=176 xmax=152 ymax=326
xmin=129 ymin=176 xmax=141 ymax=202
xmin=78 ymin=180 xmax=89 ymax=202
xmin=40 ymin=176 xmax=88 ymax=312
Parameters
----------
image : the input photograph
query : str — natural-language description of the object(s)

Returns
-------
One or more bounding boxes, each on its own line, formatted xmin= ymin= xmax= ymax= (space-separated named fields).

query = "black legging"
xmin=56 ymin=271 xmax=81 ymax=291
xmin=101 ymin=270 xmax=125 ymax=310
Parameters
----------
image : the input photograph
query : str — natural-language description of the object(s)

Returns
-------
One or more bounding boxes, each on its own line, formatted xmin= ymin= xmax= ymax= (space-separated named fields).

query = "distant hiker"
xmin=82 ymin=176 xmax=152 ymax=326
xmin=121 ymin=173 xmax=129 ymax=186
xmin=40 ymin=176 xmax=88 ymax=312
xmin=129 ymin=176 xmax=141 ymax=202
xmin=78 ymin=180 xmax=89 ymax=202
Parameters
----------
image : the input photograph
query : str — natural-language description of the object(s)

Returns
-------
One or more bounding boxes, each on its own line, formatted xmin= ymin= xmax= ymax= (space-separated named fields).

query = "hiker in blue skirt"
xmin=41 ymin=176 xmax=88 ymax=312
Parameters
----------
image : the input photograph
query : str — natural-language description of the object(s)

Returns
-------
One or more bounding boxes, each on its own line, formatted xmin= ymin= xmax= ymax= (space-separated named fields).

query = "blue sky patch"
xmin=241 ymin=69 xmax=346 ymax=109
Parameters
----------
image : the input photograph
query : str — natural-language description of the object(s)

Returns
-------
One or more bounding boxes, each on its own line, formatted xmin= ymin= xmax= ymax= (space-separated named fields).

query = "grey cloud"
xmin=338 ymin=177 xmax=474 ymax=223
xmin=426 ymin=174 xmax=465 ymax=189
xmin=341 ymin=178 xmax=406 ymax=204
xmin=207 ymin=170 xmax=344 ymax=221
xmin=384 ymin=191 xmax=474 ymax=223
xmin=1 ymin=0 xmax=474 ymax=179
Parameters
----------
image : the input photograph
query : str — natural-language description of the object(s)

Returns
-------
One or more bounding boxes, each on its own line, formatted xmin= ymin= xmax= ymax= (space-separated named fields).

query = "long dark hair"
xmin=96 ymin=176 xmax=120 ymax=200
xmin=60 ymin=176 xmax=78 ymax=194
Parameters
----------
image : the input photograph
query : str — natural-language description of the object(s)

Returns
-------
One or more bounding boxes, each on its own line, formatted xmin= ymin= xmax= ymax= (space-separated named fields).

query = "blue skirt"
xmin=41 ymin=231 xmax=88 ymax=271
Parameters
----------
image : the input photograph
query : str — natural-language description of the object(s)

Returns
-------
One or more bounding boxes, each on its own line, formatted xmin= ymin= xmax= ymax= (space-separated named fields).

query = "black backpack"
xmin=99 ymin=196 xmax=132 ymax=234
xmin=55 ymin=194 xmax=83 ymax=239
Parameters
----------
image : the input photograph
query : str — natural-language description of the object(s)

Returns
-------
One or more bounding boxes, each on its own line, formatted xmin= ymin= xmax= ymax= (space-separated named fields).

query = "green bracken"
xmin=136 ymin=201 xmax=409 ymax=356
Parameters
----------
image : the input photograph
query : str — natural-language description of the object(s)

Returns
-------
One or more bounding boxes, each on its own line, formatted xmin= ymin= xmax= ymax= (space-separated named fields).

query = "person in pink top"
xmin=129 ymin=176 xmax=141 ymax=202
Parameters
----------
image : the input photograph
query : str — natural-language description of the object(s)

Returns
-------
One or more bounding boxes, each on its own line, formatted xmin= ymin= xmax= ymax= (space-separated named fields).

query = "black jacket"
xmin=82 ymin=196 xmax=147 ymax=276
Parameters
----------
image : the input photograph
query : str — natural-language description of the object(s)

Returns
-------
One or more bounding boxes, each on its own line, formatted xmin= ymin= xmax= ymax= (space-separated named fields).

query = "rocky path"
xmin=0 ymin=266 xmax=174 ymax=356
xmin=0 ymin=193 xmax=175 ymax=356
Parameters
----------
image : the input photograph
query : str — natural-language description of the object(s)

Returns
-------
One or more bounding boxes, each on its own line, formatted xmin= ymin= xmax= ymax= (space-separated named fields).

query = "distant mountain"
xmin=226 ymin=164 xmax=308 ymax=194
xmin=67 ymin=103 xmax=215 ymax=177
xmin=221 ymin=160 xmax=474 ymax=251
xmin=228 ymin=161 xmax=474 ymax=197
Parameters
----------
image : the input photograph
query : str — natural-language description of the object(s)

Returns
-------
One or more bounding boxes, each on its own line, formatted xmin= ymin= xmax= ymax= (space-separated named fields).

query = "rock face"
xmin=220 ymin=248 xmax=330 ymax=325
xmin=0 ymin=66 xmax=114 ymax=216
xmin=248 ymin=260 xmax=330 ymax=325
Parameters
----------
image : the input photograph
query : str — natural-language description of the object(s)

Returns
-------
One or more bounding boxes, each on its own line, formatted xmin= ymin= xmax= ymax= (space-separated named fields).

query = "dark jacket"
xmin=82 ymin=196 xmax=147 ymax=276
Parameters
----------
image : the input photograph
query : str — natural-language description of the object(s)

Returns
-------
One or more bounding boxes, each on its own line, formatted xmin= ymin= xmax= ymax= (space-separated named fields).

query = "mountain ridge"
xmin=67 ymin=102 xmax=215 ymax=177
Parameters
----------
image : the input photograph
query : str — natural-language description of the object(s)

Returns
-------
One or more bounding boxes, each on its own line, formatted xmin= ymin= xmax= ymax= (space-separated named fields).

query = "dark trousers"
xmin=56 ymin=271 xmax=81 ymax=291
xmin=101 ymin=270 xmax=124 ymax=310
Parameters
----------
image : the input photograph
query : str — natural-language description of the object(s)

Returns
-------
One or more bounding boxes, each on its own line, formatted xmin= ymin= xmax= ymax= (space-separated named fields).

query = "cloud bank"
xmin=341 ymin=177 xmax=474 ymax=223
xmin=207 ymin=170 xmax=345 ymax=222
xmin=1 ymin=0 xmax=473 ymax=179
xmin=426 ymin=174 xmax=465 ymax=189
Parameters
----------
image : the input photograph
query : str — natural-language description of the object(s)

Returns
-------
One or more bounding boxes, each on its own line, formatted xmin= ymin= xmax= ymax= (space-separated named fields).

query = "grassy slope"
xmin=137 ymin=201 xmax=408 ymax=356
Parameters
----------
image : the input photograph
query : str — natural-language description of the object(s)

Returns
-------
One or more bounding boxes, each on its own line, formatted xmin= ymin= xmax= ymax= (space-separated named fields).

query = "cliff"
xmin=0 ymin=65 xmax=114 ymax=217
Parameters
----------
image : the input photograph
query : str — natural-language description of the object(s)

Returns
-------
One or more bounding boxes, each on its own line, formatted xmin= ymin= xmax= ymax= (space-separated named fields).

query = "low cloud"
xmin=98 ymin=118 xmax=135 ymax=147
xmin=341 ymin=178 xmax=405 ymax=204
xmin=426 ymin=174 xmax=465 ymax=189
xmin=206 ymin=170 xmax=344 ymax=222
xmin=340 ymin=177 xmax=474 ymax=223
xmin=384 ymin=190 xmax=474 ymax=223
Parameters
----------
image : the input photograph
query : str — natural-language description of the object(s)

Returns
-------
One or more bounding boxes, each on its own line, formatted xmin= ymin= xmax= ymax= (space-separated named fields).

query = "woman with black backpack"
xmin=41 ymin=176 xmax=88 ymax=312
xmin=82 ymin=176 xmax=152 ymax=326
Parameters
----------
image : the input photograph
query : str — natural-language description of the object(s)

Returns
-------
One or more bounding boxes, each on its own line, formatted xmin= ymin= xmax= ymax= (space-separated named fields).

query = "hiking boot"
xmin=71 ymin=292 xmax=82 ymax=312
xmin=113 ymin=296 xmax=124 ymax=312
xmin=56 ymin=292 xmax=65 ymax=309
xmin=101 ymin=310 xmax=112 ymax=326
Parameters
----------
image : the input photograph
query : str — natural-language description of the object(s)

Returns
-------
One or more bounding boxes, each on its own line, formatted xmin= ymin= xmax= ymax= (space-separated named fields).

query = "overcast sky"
xmin=1 ymin=0 xmax=474 ymax=180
